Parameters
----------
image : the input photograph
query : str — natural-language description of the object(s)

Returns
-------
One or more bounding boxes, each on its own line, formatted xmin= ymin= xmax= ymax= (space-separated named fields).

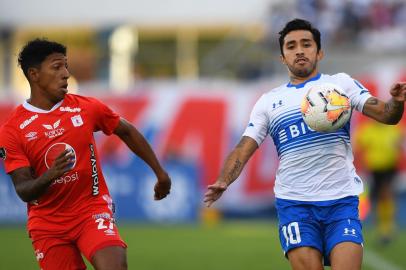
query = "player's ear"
xmin=27 ymin=67 xmax=39 ymax=82
xmin=279 ymin=54 xmax=287 ymax=65
xmin=317 ymin=49 xmax=324 ymax=61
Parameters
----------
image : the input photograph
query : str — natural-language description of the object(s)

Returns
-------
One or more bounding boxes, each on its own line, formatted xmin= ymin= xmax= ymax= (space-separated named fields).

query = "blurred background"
xmin=0 ymin=0 xmax=405 ymax=269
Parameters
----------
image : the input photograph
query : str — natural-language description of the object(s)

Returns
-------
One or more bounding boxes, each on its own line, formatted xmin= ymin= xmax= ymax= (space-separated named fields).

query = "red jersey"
xmin=0 ymin=94 xmax=120 ymax=231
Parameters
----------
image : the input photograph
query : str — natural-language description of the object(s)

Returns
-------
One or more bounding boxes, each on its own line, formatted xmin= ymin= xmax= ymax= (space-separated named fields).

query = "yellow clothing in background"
xmin=355 ymin=122 xmax=402 ymax=171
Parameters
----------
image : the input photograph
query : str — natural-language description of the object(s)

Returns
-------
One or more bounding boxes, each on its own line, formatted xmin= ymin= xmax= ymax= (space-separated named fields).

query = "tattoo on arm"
xmin=384 ymin=99 xmax=404 ymax=123
xmin=365 ymin=97 xmax=404 ymax=124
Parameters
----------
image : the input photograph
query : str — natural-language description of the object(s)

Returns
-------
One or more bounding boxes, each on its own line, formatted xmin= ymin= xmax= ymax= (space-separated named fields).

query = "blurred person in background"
xmin=354 ymin=119 xmax=404 ymax=245
xmin=204 ymin=18 xmax=406 ymax=270
xmin=0 ymin=39 xmax=171 ymax=270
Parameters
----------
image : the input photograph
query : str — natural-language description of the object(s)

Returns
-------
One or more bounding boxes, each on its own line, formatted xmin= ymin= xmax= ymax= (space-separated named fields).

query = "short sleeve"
xmin=90 ymin=98 xmax=121 ymax=135
xmin=0 ymin=126 xmax=30 ymax=173
xmin=242 ymin=94 xmax=269 ymax=146
xmin=334 ymin=73 xmax=372 ymax=112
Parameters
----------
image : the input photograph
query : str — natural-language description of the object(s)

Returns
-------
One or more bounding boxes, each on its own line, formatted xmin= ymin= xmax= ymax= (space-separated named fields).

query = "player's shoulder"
xmin=0 ymin=105 xmax=27 ymax=131
xmin=63 ymin=93 xmax=106 ymax=109
xmin=325 ymin=72 xmax=353 ymax=82
xmin=64 ymin=93 xmax=100 ymax=104
xmin=263 ymin=84 xmax=286 ymax=97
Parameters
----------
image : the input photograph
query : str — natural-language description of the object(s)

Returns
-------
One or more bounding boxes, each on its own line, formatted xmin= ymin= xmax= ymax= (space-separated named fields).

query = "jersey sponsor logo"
xmin=71 ymin=114 xmax=83 ymax=127
xmin=19 ymin=114 xmax=38 ymax=129
xmin=60 ymin=106 xmax=81 ymax=113
xmin=89 ymin=144 xmax=100 ymax=196
xmin=44 ymin=143 xmax=77 ymax=169
xmin=25 ymin=131 xmax=38 ymax=141
xmin=51 ymin=171 xmax=79 ymax=185
xmin=43 ymin=119 xmax=65 ymax=138
xmin=0 ymin=147 xmax=6 ymax=160
xmin=278 ymin=121 xmax=314 ymax=143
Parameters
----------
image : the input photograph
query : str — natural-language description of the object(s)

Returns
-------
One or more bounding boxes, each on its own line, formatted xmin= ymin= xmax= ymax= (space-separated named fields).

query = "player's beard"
xmin=287 ymin=60 xmax=318 ymax=78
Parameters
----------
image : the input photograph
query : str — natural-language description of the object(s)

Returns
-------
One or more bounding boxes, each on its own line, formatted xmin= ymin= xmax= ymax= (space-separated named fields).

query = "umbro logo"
xmin=25 ymin=131 xmax=38 ymax=141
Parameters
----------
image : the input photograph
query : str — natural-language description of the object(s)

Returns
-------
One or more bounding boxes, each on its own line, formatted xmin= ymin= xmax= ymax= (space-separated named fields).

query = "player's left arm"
xmin=363 ymin=82 xmax=406 ymax=124
xmin=113 ymin=118 xmax=171 ymax=200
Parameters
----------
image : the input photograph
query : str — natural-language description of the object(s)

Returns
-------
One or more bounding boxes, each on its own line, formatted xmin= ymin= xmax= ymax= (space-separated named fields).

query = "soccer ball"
xmin=301 ymin=83 xmax=351 ymax=132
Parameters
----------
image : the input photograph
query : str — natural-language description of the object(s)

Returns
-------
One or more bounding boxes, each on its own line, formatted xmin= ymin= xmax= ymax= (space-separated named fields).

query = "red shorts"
xmin=29 ymin=209 xmax=127 ymax=270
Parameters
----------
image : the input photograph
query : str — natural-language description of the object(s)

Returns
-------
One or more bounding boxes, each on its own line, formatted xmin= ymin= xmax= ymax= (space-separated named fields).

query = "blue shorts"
xmin=275 ymin=196 xmax=363 ymax=266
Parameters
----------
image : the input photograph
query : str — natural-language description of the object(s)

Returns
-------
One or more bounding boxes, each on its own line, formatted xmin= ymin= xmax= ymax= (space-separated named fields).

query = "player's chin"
xmin=294 ymin=67 xmax=313 ymax=78
xmin=55 ymin=89 xmax=68 ymax=100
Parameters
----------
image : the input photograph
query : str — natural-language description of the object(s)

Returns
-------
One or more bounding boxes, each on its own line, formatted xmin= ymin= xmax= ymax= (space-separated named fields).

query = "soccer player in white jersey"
xmin=204 ymin=19 xmax=406 ymax=270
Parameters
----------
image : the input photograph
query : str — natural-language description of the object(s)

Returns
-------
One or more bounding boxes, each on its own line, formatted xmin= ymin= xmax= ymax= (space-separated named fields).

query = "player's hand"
xmin=154 ymin=172 xmax=171 ymax=200
xmin=390 ymin=82 xmax=406 ymax=102
xmin=46 ymin=149 xmax=75 ymax=180
xmin=204 ymin=181 xmax=228 ymax=207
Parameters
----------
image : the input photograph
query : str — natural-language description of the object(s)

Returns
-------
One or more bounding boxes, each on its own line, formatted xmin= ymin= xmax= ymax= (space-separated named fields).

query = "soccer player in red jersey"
xmin=0 ymin=39 xmax=171 ymax=270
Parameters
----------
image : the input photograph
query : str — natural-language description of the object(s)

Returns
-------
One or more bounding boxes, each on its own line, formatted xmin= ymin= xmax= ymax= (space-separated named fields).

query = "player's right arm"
xmin=204 ymin=136 xmax=258 ymax=207
xmin=9 ymin=150 xmax=74 ymax=202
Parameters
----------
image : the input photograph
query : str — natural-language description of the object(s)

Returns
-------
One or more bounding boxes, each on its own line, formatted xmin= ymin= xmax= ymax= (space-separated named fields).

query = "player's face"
xmin=34 ymin=53 xmax=70 ymax=103
xmin=280 ymin=30 xmax=323 ymax=79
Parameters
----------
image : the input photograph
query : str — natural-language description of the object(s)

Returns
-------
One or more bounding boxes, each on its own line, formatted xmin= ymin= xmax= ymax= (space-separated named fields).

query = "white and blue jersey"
xmin=243 ymin=73 xmax=372 ymax=201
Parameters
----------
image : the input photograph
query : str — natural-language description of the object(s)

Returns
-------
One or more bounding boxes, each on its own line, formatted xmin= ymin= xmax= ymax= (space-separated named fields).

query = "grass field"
xmin=1 ymin=221 xmax=405 ymax=270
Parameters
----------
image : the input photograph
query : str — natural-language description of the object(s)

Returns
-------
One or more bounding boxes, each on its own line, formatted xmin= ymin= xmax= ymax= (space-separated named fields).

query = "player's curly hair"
xmin=18 ymin=38 xmax=66 ymax=79
xmin=278 ymin=18 xmax=321 ymax=56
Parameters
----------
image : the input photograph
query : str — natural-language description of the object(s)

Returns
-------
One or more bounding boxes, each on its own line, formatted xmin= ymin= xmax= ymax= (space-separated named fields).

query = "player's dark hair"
xmin=18 ymin=38 xmax=66 ymax=79
xmin=278 ymin=18 xmax=321 ymax=56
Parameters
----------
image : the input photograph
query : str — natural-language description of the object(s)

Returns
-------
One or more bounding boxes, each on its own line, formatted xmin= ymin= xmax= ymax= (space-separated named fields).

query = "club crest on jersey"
xmin=71 ymin=115 xmax=83 ymax=127
xmin=0 ymin=147 xmax=6 ymax=160
xmin=43 ymin=119 xmax=65 ymax=138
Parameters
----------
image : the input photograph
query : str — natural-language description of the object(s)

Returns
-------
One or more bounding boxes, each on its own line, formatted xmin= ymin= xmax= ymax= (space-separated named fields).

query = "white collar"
xmin=22 ymin=99 xmax=64 ymax=113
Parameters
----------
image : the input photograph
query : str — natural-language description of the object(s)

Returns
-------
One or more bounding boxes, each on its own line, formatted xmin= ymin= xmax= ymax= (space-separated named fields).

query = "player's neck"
xmin=28 ymin=94 xmax=61 ymax=111
xmin=27 ymin=98 xmax=56 ymax=111
xmin=289 ymin=70 xmax=319 ymax=85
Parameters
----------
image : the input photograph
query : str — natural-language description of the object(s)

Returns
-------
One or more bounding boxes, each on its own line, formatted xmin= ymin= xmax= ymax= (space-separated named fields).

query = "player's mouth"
xmin=60 ymin=83 xmax=69 ymax=93
xmin=295 ymin=57 xmax=308 ymax=64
